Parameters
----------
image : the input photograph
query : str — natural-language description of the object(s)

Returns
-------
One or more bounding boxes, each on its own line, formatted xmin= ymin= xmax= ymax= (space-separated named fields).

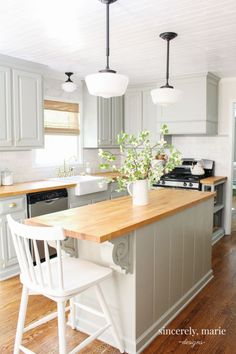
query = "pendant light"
xmin=85 ymin=0 xmax=129 ymax=98
xmin=151 ymin=32 xmax=181 ymax=106
xmin=61 ymin=72 xmax=77 ymax=92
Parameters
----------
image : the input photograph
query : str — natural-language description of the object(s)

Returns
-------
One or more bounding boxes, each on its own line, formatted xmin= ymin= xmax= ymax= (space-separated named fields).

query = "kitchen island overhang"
xmin=25 ymin=189 xmax=215 ymax=243
xmin=25 ymin=189 xmax=215 ymax=354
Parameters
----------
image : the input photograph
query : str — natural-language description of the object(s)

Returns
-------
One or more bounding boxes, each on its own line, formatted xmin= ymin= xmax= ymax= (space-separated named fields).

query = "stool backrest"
xmin=7 ymin=215 xmax=66 ymax=291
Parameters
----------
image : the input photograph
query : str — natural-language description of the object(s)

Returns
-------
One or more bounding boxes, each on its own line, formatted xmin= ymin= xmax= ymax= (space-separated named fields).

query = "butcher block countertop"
xmin=25 ymin=189 xmax=215 ymax=243
xmin=200 ymin=176 xmax=227 ymax=185
xmin=0 ymin=180 xmax=76 ymax=198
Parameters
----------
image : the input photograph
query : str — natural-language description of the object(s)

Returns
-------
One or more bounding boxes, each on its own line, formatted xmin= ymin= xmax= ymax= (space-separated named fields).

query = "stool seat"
xmin=21 ymin=256 xmax=113 ymax=298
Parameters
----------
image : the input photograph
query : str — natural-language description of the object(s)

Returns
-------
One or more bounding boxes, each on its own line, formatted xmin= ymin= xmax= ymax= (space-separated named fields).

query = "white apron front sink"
xmin=49 ymin=175 xmax=108 ymax=195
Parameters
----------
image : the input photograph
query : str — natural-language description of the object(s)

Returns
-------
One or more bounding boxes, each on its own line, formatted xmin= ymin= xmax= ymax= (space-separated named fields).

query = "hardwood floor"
xmin=1 ymin=233 xmax=236 ymax=353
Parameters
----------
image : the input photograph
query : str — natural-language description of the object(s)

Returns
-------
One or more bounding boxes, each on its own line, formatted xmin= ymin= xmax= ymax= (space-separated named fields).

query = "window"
xmin=35 ymin=100 xmax=80 ymax=166
xmin=44 ymin=100 xmax=80 ymax=135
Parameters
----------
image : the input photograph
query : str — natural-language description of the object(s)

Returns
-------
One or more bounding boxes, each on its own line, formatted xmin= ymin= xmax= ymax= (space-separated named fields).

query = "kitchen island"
xmin=26 ymin=189 xmax=214 ymax=354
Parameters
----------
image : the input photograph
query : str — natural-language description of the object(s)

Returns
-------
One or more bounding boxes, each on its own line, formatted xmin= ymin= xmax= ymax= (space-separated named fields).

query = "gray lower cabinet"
xmin=0 ymin=65 xmax=43 ymax=150
xmin=0 ymin=196 xmax=27 ymax=280
xmin=110 ymin=181 xmax=128 ymax=199
xmin=83 ymin=82 xmax=124 ymax=148
xmin=68 ymin=190 xmax=109 ymax=209
xmin=68 ymin=183 xmax=127 ymax=208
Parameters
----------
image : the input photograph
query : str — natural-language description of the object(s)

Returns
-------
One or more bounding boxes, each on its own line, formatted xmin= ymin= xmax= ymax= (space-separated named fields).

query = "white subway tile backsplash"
xmin=172 ymin=135 xmax=230 ymax=176
xmin=0 ymin=148 xmax=121 ymax=183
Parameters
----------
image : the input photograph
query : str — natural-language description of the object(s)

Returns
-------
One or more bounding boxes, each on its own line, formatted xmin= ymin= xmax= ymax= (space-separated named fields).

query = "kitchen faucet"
xmin=56 ymin=156 xmax=79 ymax=177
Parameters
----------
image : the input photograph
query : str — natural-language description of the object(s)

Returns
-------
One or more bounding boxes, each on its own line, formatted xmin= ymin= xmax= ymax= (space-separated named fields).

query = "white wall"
xmin=173 ymin=77 xmax=236 ymax=234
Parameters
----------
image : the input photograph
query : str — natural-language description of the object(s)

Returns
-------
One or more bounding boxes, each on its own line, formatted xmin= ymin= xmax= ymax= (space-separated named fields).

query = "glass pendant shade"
xmin=85 ymin=72 xmax=129 ymax=98
xmin=61 ymin=72 xmax=77 ymax=92
xmin=151 ymin=87 xmax=182 ymax=106
xmin=61 ymin=81 xmax=77 ymax=93
xmin=86 ymin=0 xmax=129 ymax=98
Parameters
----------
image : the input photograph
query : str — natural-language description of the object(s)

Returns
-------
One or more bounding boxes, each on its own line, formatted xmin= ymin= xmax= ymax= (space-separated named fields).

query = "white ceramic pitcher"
xmin=127 ymin=179 xmax=149 ymax=206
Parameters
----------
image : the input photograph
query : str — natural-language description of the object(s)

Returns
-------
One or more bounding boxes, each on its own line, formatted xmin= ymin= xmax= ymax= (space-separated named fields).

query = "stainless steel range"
xmin=153 ymin=158 xmax=214 ymax=190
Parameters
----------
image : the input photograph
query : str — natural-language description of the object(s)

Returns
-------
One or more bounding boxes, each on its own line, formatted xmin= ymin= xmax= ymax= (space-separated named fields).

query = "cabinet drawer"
xmin=0 ymin=196 xmax=26 ymax=215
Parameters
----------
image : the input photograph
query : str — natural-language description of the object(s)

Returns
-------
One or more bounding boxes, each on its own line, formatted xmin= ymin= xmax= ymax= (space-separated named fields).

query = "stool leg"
xmin=69 ymin=298 xmax=76 ymax=330
xmin=14 ymin=285 xmax=29 ymax=354
xmin=95 ymin=285 xmax=124 ymax=353
xmin=57 ymin=301 xmax=67 ymax=354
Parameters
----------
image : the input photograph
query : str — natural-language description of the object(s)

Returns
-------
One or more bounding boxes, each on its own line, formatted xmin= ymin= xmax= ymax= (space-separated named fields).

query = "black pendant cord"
xmin=161 ymin=39 xmax=173 ymax=89
xmin=106 ymin=2 xmax=110 ymax=70
xmin=165 ymin=39 xmax=170 ymax=87
xmin=99 ymin=0 xmax=116 ymax=73
xmin=159 ymin=32 xmax=177 ymax=89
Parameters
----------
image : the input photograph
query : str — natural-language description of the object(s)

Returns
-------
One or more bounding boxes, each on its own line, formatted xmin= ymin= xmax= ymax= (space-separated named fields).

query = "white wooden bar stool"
xmin=7 ymin=215 xmax=124 ymax=354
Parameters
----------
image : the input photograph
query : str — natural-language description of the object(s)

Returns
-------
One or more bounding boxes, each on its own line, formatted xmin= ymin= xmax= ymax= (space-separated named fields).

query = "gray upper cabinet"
xmin=98 ymin=97 xmax=112 ymax=146
xmin=0 ymin=66 xmax=43 ymax=150
xmin=0 ymin=66 xmax=12 ymax=147
xmin=111 ymin=96 xmax=124 ymax=145
xmin=13 ymin=70 xmax=43 ymax=147
xmin=83 ymin=82 xmax=124 ymax=148
xmin=124 ymin=73 xmax=219 ymax=137
xmin=124 ymin=88 xmax=160 ymax=142
xmin=124 ymin=90 xmax=142 ymax=136
xmin=156 ymin=73 xmax=219 ymax=135
xmin=142 ymin=89 xmax=158 ymax=143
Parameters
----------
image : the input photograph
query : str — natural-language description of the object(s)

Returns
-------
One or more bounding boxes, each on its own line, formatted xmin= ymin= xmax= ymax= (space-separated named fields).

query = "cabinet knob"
xmin=9 ymin=202 xmax=17 ymax=208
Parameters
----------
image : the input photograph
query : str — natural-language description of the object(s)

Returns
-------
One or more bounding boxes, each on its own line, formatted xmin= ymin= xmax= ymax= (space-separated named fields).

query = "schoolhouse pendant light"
xmin=61 ymin=72 xmax=77 ymax=92
xmin=85 ymin=0 xmax=129 ymax=98
xmin=151 ymin=32 xmax=181 ymax=106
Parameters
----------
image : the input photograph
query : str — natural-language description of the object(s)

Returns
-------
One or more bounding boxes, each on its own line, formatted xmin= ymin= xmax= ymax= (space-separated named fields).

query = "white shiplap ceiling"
xmin=0 ymin=0 xmax=236 ymax=83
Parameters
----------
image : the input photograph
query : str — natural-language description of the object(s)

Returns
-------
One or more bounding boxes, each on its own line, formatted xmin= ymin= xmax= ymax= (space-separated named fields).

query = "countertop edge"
xmin=0 ymin=181 xmax=76 ymax=198
xmin=200 ymin=176 xmax=227 ymax=185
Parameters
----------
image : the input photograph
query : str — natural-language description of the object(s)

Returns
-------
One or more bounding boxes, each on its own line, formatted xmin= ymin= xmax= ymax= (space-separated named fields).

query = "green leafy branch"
xmin=98 ymin=124 xmax=182 ymax=191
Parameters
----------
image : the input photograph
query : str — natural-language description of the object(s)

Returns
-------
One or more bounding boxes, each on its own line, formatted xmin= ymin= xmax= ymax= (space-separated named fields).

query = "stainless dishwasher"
xmin=27 ymin=188 xmax=77 ymax=262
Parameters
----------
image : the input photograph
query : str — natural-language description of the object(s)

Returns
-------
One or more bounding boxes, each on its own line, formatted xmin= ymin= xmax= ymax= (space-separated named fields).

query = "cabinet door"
xmin=0 ymin=66 xmax=12 ymax=147
xmin=110 ymin=191 xmax=128 ymax=199
xmin=69 ymin=198 xmax=92 ymax=209
xmin=13 ymin=69 xmax=43 ymax=147
xmin=0 ymin=210 xmax=26 ymax=270
xmin=98 ymin=97 xmax=112 ymax=146
xmin=124 ymin=91 xmax=142 ymax=136
xmin=142 ymin=89 xmax=158 ymax=143
xmin=91 ymin=193 xmax=108 ymax=204
xmin=111 ymin=96 xmax=124 ymax=146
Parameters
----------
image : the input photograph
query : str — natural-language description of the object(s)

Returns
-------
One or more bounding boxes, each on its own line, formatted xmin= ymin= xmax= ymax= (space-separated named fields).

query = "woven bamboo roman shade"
xmin=44 ymin=100 xmax=80 ymax=135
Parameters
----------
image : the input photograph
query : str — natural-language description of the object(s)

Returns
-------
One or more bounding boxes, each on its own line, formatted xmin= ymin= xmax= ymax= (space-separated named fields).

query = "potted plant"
xmin=98 ymin=124 xmax=181 ymax=206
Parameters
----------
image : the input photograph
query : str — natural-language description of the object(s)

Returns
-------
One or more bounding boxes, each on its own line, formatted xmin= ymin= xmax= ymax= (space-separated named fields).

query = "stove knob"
xmin=162 ymin=180 xmax=165 ymax=185
xmin=183 ymin=182 xmax=187 ymax=187
xmin=189 ymin=182 xmax=193 ymax=187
